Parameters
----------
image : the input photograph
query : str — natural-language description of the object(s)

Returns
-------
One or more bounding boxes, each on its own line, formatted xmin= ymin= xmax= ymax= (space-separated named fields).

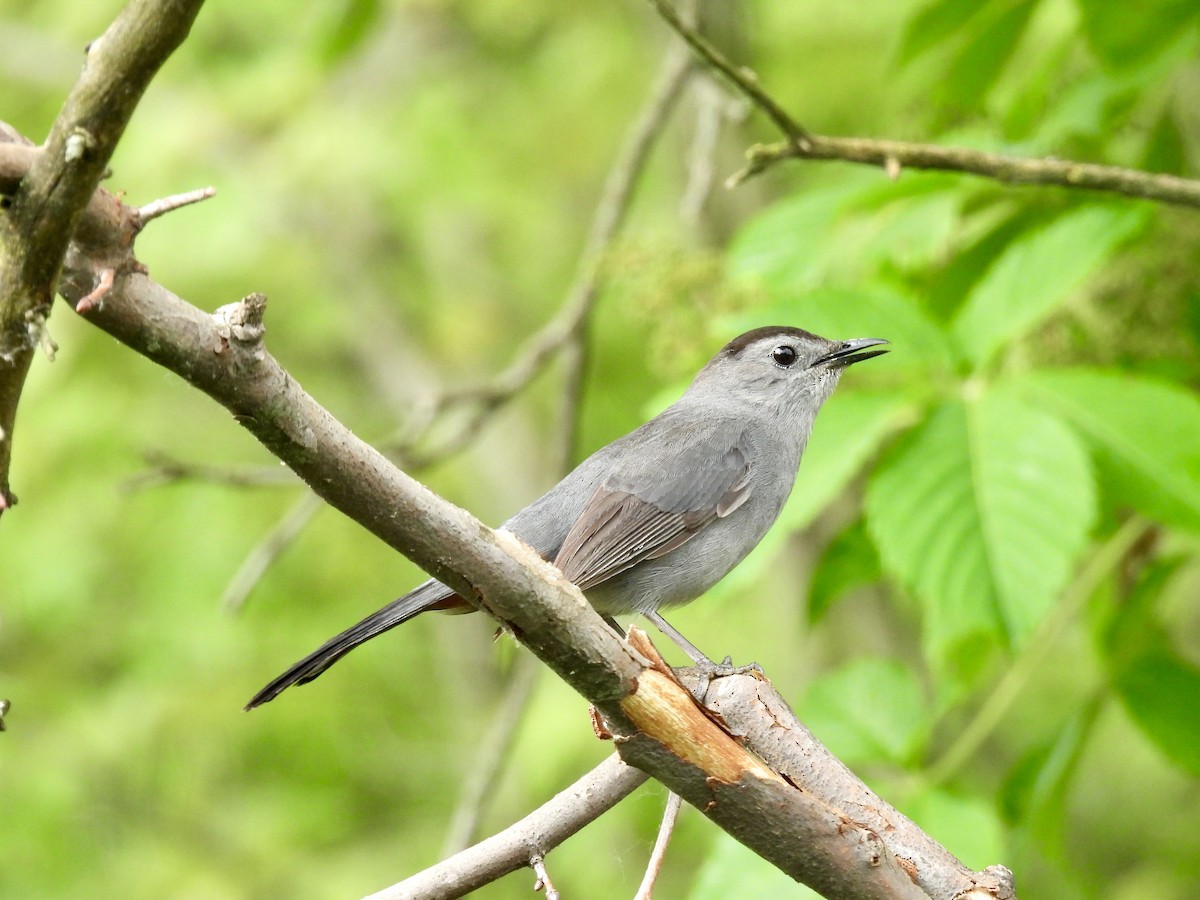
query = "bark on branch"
xmin=0 ymin=0 xmax=207 ymax=511
xmin=370 ymin=754 xmax=650 ymax=899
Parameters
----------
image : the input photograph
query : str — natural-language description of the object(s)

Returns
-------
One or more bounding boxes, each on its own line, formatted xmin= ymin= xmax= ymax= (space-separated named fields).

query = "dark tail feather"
xmin=245 ymin=580 xmax=463 ymax=710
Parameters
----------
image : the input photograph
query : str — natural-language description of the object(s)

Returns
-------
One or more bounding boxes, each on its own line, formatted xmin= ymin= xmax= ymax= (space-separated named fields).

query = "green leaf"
xmin=786 ymin=390 xmax=919 ymax=530
xmin=801 ymin=659 xmax=929 ymax=767
xmin=896 ymin=0 xmax=990 ymax=66
xmin=320 ymin=0 xmax=383 ymax=64
xmin=938 ymin=0 xmax=1038 ymax=111
xmin=1000 ymin=703 xmax=1098 ymax=850
xmin=952 ymin=205 xmax=1149 ymax=366
xmin=866 ymin=390 xmax=1096 ymax=670
xmin=1104 ymin=559 xmax=1200 ymax=776
xmin=1023 ymin=369 xmax=1200 ymax=531
xmin=809 ymin=520 xmax=882 ymax=624
xmin=1077 ymin=0 xmax=1200 ymax=69
xmin=1114 ymin=651 xmax=1200 ymax=777
xmin=1142 ymin=107 xmax=1189 ymax=175
xmin=711 ymin=390 xmax=914 ymax=599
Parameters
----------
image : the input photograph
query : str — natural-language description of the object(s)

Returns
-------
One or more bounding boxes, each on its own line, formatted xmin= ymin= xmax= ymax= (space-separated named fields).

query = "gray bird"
xmin=246 ymin=326 xmax=887 ymax=709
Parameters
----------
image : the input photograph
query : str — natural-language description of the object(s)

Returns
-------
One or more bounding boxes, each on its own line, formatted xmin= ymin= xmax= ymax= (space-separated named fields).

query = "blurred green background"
xmin=3 ymin=0 xmax=1200 ymax=897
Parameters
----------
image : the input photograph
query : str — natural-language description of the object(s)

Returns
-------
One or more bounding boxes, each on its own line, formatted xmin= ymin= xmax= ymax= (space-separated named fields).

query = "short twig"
xmin=530 ymin=855 xmax=559 ymax=900
xmin=75 ymin=266 xmax=115 ymax=314
xmin=136 ymin=186 xmax=216 ymax=225
xmin=634 ymin=791 xmax=684 ymax=900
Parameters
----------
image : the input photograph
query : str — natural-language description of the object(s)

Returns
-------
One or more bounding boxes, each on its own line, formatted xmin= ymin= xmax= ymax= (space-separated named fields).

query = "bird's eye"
xmin=771 ymin=345 xmax=798 ymax=368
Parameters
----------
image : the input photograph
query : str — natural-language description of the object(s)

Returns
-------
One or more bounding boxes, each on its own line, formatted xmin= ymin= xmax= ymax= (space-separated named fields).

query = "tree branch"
xmin=648 ymin=0 xmax=1200 ymax=209
xmin=0 ymin=0 xmax=207 ymax=511
xmin=371 ymin=754 xmax=649 ymax=900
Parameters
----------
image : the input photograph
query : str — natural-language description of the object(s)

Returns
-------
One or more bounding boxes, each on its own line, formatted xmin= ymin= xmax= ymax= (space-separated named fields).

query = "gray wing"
xmin=553 ymin=439 xmax=752 ymax=591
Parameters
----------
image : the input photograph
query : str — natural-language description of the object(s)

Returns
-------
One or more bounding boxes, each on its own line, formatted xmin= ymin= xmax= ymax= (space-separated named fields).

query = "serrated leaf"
xmin=1023 ymin=369 xmax=1200 ymax=531
xmin=711 ymin=390 xmax=914 ymax=599
xmin=952 ymin=205 xmax=1149 ymax=366
xmin=809 ymin=520 xmax=882 ymax=624
xmin=726 ymin=286 xmax=959 ymax=375
xmin=801 ymin=659 xmax=929 ymax=767
xmin=866 ymin=391 xmax=1096 ymax=670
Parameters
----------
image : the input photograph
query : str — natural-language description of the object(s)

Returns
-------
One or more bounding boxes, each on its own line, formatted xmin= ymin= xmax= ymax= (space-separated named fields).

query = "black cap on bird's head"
xmin=706 ymin=325 xmax=888 ymax=374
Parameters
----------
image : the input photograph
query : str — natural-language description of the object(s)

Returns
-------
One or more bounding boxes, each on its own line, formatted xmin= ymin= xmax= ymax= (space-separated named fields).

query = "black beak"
xmin=811 ymin=338 xmax=889 ymax=369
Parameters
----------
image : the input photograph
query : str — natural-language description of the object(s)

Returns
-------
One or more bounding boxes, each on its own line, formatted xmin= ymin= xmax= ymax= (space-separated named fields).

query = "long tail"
xmin=245 ymin=580 xmax=465 ymax=710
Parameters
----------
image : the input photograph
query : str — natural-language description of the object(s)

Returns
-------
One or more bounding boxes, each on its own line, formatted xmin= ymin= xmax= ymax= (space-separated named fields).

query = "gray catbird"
xmin=246 ymin=326 xmax=886 ymax=709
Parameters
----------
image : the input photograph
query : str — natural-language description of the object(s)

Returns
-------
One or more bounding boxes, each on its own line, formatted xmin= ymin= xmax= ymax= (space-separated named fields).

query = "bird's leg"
xmin=643 ymin=610 xmax=762 ymax=679
xmin=601 ymin=614 xmax=625 ymax=637
xmin=643 ymin=610 xmax=711 ymax=664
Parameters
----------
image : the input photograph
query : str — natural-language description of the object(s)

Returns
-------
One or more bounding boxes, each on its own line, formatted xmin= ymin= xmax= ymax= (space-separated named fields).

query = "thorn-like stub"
xmin=64 ymin=127 xmax=96 ymax=163
xmin=76 ymin=267 xmax=115 ymax=314
xmin=212 ymin=293 xmax=268 ymax=355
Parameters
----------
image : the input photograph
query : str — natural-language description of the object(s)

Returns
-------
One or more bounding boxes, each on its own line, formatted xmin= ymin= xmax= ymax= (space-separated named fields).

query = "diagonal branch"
xmin=648 ymin=0 xmax=1200 ymax=209
xmin=371 ymin=754 xmax=649 ymax=900
xmin=0 ymin=0 xmax=208 ymax=511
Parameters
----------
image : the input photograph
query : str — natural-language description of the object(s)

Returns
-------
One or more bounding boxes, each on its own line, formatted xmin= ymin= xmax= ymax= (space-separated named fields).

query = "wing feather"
xmin=554 ymin=439 xmax=752 ymax=590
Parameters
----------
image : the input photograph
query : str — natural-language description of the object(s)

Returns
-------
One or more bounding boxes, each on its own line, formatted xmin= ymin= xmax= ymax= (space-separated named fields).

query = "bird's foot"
xmin=674 ymin=656 xmax=763 ymax=701
xmin=698 ymin=655 xmax=764 ymax=679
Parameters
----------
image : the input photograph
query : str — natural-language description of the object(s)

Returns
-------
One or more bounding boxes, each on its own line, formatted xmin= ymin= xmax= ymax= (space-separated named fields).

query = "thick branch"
xmin=0 ymin=0 xmax=207 ymax=509
xmin=372 ymin=754 xmax=649 ymax=899
xmin=649 ymin=0 xmax=1200 ymax=209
